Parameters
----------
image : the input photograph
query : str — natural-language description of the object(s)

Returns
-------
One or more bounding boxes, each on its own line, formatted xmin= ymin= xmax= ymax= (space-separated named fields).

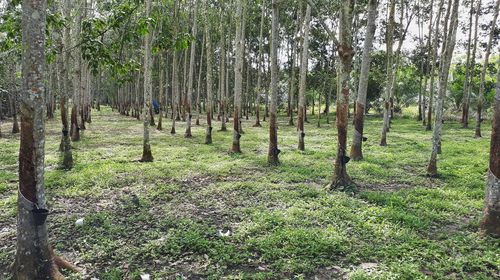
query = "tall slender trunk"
xmin=232 ymin=0 xmax=244 ymax=153
xmin=297 ymin=4 xmax=311 ymax=151
xmin=185 ymin=1 xmax=198 ymax=138
xmin=254 ymin=3 xmax=265 ymax=127
xmin=426 ymin=0 xmax=445 ymax=131
xmin=219 ymin=16 xmax=227 ymax=131
xmin=461 ymin=0 xmax=475 ymax=128
xmin=380 ymin=0 xmax=396 ymax=146
xmin=268 ymin=0 xmax=280 ymax=165
xmin=205 ymin=13 xmax=213 ymax=144
xmin=196 ymin=34 xmax=205 ymax=126
xmin=71 ymin=0 xmax=82 ymax=141
xmin=331 ymin=0 xmax=355 ymax=190
xmin=58 ymin=0 xmax=73 ymax=169
xmin=482 ymin=57 xmax=500 ymax=236
xmin=14 ymin=0 xmax=63 ymax=278
xmin=350 ymin=0 xmax=378 ymax=160
xmin=9 ymin=69 xmax=20 ymax=134
xmin=475 ymin=0 xmax=499 ymax=138
xmin=140 ymin=0 xmax=154 ymax=162
xmin=466 ymin=0 xmax=481 ymax=129
xmin=427 ymin=0 xmax=460 ymax=177
xmin=157 ymin=56 xmax=164 ymax=131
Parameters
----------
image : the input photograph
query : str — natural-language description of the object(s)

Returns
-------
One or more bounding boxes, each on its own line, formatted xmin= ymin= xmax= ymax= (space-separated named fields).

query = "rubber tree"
xmin=205 ymin=5 xmax=213 ymax=144
xmin=57 ymin=0 xmax=73 ymax=170
xmin=185 ymin=0 xmax=198 ymax=138
xmin=380 ymin=0 xmax=395 ymax=146
xmin=232 ymin=0 xmax=244 ymax=153
xmin=268 ymin=0 xmax=280 ymax=165
xmin=14 ymin=0 xmax=64 ymax=277
xmin=253 ymin=1 xmax=265 ymax=128
xmin=297 ymin=4 xmax=311 ymax=151
xmin=140 ymin=0 xmax=154 ymax=162
xmin=331 ymin=0 xmax=355 ymax=190
xmin=427 ymin=0 xmax=460 ymax=177
xmin=350 ymin=0 xmax=378 ymax=160
xmin=464 ymin=0 xmax=481 ymax=128
xmin=474 ymin=0 xmax=499 ymax=138
xmin=70 ymin=0 xmax=82 ymax=141
xmin=460 ymin=0 xmax=475 ymax=128
xmin=426 ymin=0 xmax=445 ymax=131
xmin=482 ymin=57 xmax=500 ymax=236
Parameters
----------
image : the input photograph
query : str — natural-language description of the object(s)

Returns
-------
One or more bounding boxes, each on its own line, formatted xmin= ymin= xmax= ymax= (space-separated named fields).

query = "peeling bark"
xmin=331 ymin=0 xmax=355 ymax=190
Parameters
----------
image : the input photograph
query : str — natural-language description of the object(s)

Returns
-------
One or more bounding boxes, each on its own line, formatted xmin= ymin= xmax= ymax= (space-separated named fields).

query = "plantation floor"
xmin=0 ymin=107 xmax=498 ymax=279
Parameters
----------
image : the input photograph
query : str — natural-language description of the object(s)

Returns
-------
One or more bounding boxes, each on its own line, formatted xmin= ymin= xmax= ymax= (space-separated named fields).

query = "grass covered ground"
xmin=0 ymin=107 xmax=498 ymax=279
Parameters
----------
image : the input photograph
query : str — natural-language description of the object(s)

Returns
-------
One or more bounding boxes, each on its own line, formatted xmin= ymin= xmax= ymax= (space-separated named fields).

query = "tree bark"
xmin=14 ymin=0 xmax=63 ymax=278
xmin=482 ymin=57 xmax=500 ymax=236
xmin=58 ymin=0 xmax=73 ymax=170
xmin=380 ymin=0 xmax=396 ymax=146
xmin=232 ymin=0 xmax=244 ymax=153
xmin=268 ymin=0 xmax=280 ymax=165
xmin=461 ymin=0 xmax=475 ymax=128
xmin=350 ymin=0 xmax=378 ymax=160
xmin=427 ymin=0 xmax=460 ymax=177
xmin=205 ymin=11 xmax=213 ymax=144
xmin=140 ymin=0 xmax=154 ymax=162
xmin=254 ymin=2 xmax=265 ymax=128
xmin=185 ymin=1 xmax=198 ymax=138
xmin=475 ymin=0 xmax=499 ymax=138
xmin=426 ymin=0 xmax=446 ymax=131
xmin=331 ymin=0 xmax=355 ymax=190
xmin=297 ymin=4 xmax=311 ymax=151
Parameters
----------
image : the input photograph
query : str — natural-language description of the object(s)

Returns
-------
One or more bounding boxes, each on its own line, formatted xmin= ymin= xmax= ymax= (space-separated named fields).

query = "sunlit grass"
xmin=0 ymin=106 xmax=497 ymax=279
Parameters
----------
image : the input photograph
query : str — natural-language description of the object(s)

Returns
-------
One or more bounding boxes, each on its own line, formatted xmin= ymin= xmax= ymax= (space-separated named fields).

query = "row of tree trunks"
xmin=427 ymin=0 xmax=460 ymax=176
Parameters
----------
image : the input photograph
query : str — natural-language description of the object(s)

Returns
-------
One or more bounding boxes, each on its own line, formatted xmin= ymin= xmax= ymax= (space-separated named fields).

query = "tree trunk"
xmin=475 ymin=0 xmax=499 ymax=138
xmin=331 ymin=0 xmax=355 ymax=190
xmin=71 ymin=0 xmax=82 ymax=142
xmin=185 ymin=1 xmax=198 ymax=138
xmin=157 ymin=56 xmax=164 ymax=131
xmin=461 ymin=0 xmax=475 ymax=128
xmin=465 ymin=0 xmax=481 ymax=129
xmin=482 ymin=57 xmax=500 ymax=236
xmin=219 ymin=16 xmax=227 ymax=132
xmin=196 ymin=34 xmax=205 ymax=126
xmin=268 ymin=0 xmax=280 ymax=165
xmin=58 ymin=0 xmax=73 ymax=170
xmin=350 ymin=0 xmax=378 ymax=161
xmin=254 ymin=2 xmax=265 ymax=128
xmin=380 ymin=0 xmax=395 ymax=146
xmin=232 ymin=0 xmax=244 ymax=153
xmin=427 ymin=0 xmax=460 ymax=177
xmin=426 ymin=0 xmax=445 ymax=131
xmin=297 ymin=4 xmax=311 ymax=151
xmin=140 ymin=0 xmax=154 ymax=162
xmin=14 ymin=0 xmax=62 ymax=278
xmin=205 ymin=11 xmax=213 ymax=144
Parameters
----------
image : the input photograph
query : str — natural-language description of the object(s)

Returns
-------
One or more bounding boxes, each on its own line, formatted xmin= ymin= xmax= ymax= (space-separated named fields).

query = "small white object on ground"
xmin=75 ymin=218 xmax=85 ymax=226
xmin=140 ymin=274 xmax=150 ymax=280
